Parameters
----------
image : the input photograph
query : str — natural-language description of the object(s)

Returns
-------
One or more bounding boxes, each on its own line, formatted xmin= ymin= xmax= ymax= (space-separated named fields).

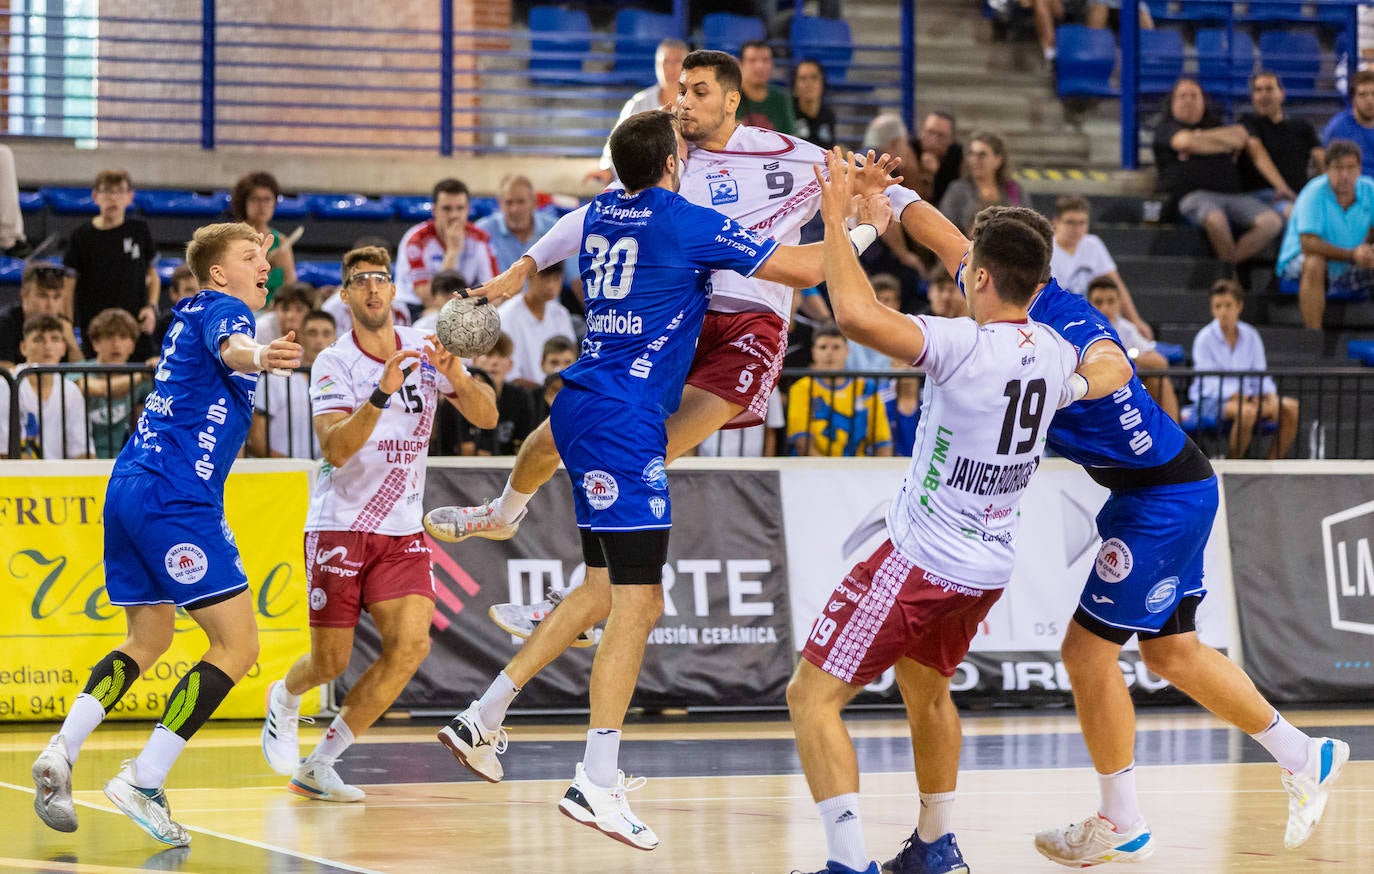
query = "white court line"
xmin=0 ymin=781 xmax=386 ymax=874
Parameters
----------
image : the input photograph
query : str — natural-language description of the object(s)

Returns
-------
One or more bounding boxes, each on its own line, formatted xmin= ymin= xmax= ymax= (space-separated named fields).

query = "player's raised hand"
xmin=424 ymin=334 xmax=469 ymax=381
xmin=856 ymin=193 xmax=894 ymax=236
xmin=469 ymin=260 xmax=529 ymax=306
xmin=815 ymin=147 xmax=853 ymax=226
xmin=379 ymin=347 xmax=423 ymax=394
xmin=852 ymin=149 xmax=905 ymax=196
xmin=264 ymin=330 xmax=304 ymax=375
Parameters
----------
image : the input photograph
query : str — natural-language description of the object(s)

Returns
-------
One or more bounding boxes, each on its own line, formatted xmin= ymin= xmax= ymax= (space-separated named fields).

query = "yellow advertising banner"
xmin=1 ymin=462 xmax=315 ymax=721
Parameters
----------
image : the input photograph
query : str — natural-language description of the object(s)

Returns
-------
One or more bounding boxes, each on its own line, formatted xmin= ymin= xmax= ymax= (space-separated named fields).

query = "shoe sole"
xmin=287 ymin=779 xmax=364 ymax=803
xmin=437 ymin=725 xmax=503 ymax=784
xmin=32 ymin=755 xmax=77 ymax=833
xmin=557 ymin=798 xmax=657 ymax=851
xmin=1286 ymin=740 xmax=1351 ymax=849
xmin=1035 ymin=842 xmax=1154 ymax=867
xmin=423 ymin=516 xmax=519 ymax=544
xmin=103 ymin=781 xmax=189 ymax=846
xmin=489 ymin=605 xmax=595 ymax=648
xmin=261 ymin=682 xmax=299 ymax=777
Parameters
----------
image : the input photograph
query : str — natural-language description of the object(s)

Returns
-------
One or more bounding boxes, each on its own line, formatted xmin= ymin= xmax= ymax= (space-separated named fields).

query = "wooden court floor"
xmin=4 ymin=708 xmax=1371 ymax=873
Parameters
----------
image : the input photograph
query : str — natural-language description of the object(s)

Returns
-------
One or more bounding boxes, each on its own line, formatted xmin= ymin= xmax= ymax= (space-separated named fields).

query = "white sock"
xmin=494 ymin=479 xmax=533 ymax=524
xmin=132 ymin=725 xmax=188 ymax=788
xmin=1097 ymin=762 xmax=1142 ymax=829
xmin=58 ymin=693 xmax=108 ymax=763
xmin=1251 ymin=711 xmax=1311 ymax=773
xmin=1044 ymin=47 xmax=1057 ymax=61
xmin=583 ymin=728 xmax=622 ymax=788
xmin=476 ymin=671 xmax=521 ymax=729
xmin=917 ymin=791 xmax=956 ymax=843
xmin=276 ymin=681 xmax=302 ymax=710
xmin=818 ymin=793 xmax=868 ymax=872
xmin=309 ymin=715 xmax=355 ymax=762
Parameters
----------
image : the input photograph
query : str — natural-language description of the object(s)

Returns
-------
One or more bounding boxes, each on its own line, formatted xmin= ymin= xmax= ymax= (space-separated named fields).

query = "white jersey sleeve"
xmin=526 ymin=206 xmax=587 ymax=272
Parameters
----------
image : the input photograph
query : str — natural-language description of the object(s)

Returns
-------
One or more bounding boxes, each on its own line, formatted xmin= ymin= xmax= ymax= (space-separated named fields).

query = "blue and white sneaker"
xmin=793 ymin=862 xmax=880 ymax=874
xmin=883 ymin=831 xmax=970 ymax=873
xmin=103 ymin=762 xmax=190 ymax=846
xmin=1282 ymin=736 xmax=1350 ymax=848
xmin=1034 ymin=814 xmax=1152 ymax=867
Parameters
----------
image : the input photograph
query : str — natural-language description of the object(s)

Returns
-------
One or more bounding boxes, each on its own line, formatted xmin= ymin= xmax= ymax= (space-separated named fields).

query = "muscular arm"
xmin=314 ymin=347 xmax=422 ymax=467
xmin=753 ymin=242 xmax=826 ymax=288
xmin=1077 ymin=338 xmax=1135 ymax=400
xmin=219 ymin=332 xmax=301 ymax=376
xmin=441 ymin=367 xmax=499 ymax=430
xmin=1300 ymin=232 xmax=1357 ymax=263
xmin=898 ymin=200 xmax=970 ymax=280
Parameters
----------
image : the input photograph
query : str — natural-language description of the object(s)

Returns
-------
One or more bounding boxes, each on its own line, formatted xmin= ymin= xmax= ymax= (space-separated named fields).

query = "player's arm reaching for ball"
xmin=426 ymin=334 xmax=498 ymax=428
xmin=314 ymin=348 xmax=422 ymax=468
xmin=220 ymin=330 xmax=303 ymax=375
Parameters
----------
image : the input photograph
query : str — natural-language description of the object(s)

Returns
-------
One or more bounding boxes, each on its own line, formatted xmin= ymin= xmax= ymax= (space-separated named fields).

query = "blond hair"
xmin=341 ymin=245 xmax=392 ymax=285
xmin=185 ymin=222 xmax=262 ymax=286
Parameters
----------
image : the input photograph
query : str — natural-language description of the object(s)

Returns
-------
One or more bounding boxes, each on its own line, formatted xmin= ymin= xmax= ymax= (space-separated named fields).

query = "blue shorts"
xmin=550 ymin=386 xmax=671 ymax=532
xmin=103 ymin=474 xmax=249 ymax=608
xmin=1077 ymin=477 xmax=1218 ymax=635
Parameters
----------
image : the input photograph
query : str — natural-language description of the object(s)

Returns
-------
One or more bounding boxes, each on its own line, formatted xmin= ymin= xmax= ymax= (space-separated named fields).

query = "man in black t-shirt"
xmin=0 ymin=263 xmax=82 ymax=367
xmin=63 ymin=169 xmax=159 ymax=360
xmin=1239 ymin=72 xmax=1323 ymax=218
xmin=1153 ymin=78 xmax=1283 ymax=268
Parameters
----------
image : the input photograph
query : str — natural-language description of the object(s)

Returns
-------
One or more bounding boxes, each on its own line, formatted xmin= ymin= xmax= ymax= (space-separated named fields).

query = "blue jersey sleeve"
xmin=671 ymin=199 xmax=779 ymax=277
xmin=201 ymin=296 xmax=255 ymax=367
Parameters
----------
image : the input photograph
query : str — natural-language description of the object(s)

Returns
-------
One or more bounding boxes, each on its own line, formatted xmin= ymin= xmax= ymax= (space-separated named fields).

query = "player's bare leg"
xmin=1060 ymin=621 xmax=1137 ymax=775
xmin=665 ymin=385 xmax=745 ymax=461
xmin=332 ymin=594 xmax=433 ymax=735
xmin=424 ymin=420 xmax=558 ymax=542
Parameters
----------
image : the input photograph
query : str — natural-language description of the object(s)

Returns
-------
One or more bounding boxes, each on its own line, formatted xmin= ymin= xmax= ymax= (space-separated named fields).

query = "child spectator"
xmin=412 ymin=269 xmax=468 ymax=334
xmin=253 ymin=282 xmax=314 ymax=345
xmin=531 ymin=336 xmax=578 ymax=422
xmin=923 ymin=266 xmax=969 ymax=318
xmin=787 ymin=324 xmax=892 ymax=457
xmin=469 ymin=333 xmax=536 ymax=456
xmin=1086 ymin=278 xmax=1179 ymax=422
xmin=1050 ymin=195 xmax=1153 ymax=339
xmin=879 ymin=359 xmax=922 ymax=457
xmin=847 ymin=273 xmax=902 ymax=373
xmin=1190 ymin=280 xmax=1299 ymax=458
xmin=0 ymin=262 xmax=81 ymax=367
xmin=78 ymin=308 xmax=151 ymax=458
xmin=12 ymin=314 xmax=91 ymax=458
xmin=151 ymin=264 xmax=201 ymax=354
xmin=498 ymin=262 xmax=577 ymax=387
xmin=247 ymin=309 xmax=335 ymax=459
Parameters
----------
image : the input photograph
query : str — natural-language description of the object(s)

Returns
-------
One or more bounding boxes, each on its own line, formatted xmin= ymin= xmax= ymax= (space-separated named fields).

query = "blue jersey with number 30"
xmin=112 ymin=290 xmax=259 ymax=503
xmin=564 ymin=187 xmax=779 ymax=417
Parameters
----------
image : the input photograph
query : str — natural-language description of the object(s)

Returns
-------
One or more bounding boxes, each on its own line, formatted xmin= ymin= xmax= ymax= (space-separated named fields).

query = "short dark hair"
xmin=483 ymin=331 xmax=514 ymax=359
xmin=1352 ymin=69 xmax=1374 ymax=92
xmin=22 ymin=313 xmax=64 ymax=339
xmin=610 ymin=110 xmax=679 ymax=192
xmin=341 ymin=245 xmax=392 ymax=285
xmin=303 ymin=309 xmax=337 ymax=330
xmin=791 ymin=58 xmax=827 ymax=92
xmin=21 ymin=262 xmax=72 ymax=290
xmin=968 ymin=215 xmax=1050 ymax=307
xmin=923 ymin=109 xmax=957 ymax=130
xmin=1210 ymin=278 xmax=1244 ymax=303
xmin=739 ymin=39 xmax=772 ymax=59
xmin=1054 ymin=195 xmax=1091 ymax=218
xmin=1326 ymin=139 xmax=1363 ymax=169
xmin=812 ymin=323 xmax=845 ymax=343
xmin=1086 ymin=276 xmax=1120 ymax=297
xmin=431 ymin=269 xmax=468 ymax=298
xmin=230 ymin=171 xmax=281 ymax=221
xmin=432 ymin=178 xmax=470 ymax=202
xmin=975 ymin=205 xmax=1054 ymax=285
xmin=272 ymin=282 xmax=314 ymax=311
xmin=94 ymin=168 xmax=132 ymax=190
xmin=541 ymin=335 xmax=577 ymax=361
xmin=682 ymin=50 xmax=742 ymax=96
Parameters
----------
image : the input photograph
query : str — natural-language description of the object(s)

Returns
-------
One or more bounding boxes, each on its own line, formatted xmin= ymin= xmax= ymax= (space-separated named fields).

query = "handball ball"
xmin=436 ymin=296 xmax=501 ymax=358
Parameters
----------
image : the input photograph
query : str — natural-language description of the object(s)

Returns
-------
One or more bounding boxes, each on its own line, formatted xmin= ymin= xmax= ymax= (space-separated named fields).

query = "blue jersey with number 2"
xmin=564 ymin=187 xmax=779 ymax=418
xmin=112 ymin=290 xmax=258 ymax=504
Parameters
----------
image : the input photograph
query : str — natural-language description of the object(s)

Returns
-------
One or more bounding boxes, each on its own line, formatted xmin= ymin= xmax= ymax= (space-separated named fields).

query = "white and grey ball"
xmin=436 ymin=296 xmax=501 ymax=358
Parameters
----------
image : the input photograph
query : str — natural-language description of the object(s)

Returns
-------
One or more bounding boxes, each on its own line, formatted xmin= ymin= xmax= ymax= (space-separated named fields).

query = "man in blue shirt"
xmin=30 ymin=223 xmax=303 ymax=846
xmin=1276 ymin=140 xmax=1374 ymax=329
xmin=474 ymin=174 xmax=580 ymax=293
xmin=1322 ymin=69 xmax=1374 ymax=178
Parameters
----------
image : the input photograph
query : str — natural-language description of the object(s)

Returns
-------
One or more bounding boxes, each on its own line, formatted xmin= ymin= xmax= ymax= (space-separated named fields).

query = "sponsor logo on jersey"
xmin=1095 ymin=537 xmax=1134 ymax=583
xmin=649 ymin=496 xmax=667 ymax=519
xmin=708 ymin=177 xmax=739 ymax=205
xmin=144 ymin=391 xmax=174 ymax=416
xmin=1064 ymin=319 xmax=1087 ymax=329
xmin=1109 ymin=385 xmax=1154 ymax=456
xmin=583 ymin=470 xmax=619 ymax=510
xmin=316 ymin=545 xmax=349 ymax=566
xmin=594 ymin=201 xmax=654 ymax=222
xmin=1145 ymin=577 xmax=1179 ymax=614
xmin=309 ymin=587 xmax=328 ymax=611
xmin=923 ymin=570 xmax=983 ymax=598
xmin=918 ymin=425 xmax=955 ymax=515
xmin=1091 ymin=594 xmax=1115 ymax=605
xmin=827 ymin=599 xmax=847 ymax=613
xmin=642 ymin=457 xmax=668 ymax=491
xmin=586 ymin=308 xmax=643 ymax=335
xmin=164 ymin=543 xmax=209 ymax=585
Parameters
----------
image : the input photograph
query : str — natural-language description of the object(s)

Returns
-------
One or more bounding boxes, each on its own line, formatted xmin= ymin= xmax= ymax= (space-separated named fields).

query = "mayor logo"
xmin=1323 ymin=499 xmax=1374 ymax=635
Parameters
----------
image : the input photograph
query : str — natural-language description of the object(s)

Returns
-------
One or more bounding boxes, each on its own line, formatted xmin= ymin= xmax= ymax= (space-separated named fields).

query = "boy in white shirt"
xmin=1051 ymin=196 xmax=1153 ymax=341
xmin=14 ymin=314 xmax=91 ymax=458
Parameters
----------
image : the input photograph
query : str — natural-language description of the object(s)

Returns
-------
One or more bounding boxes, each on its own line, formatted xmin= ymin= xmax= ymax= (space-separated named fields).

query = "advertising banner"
xmin=1 ymin=463 xmax=315 ymax=721
xmin=341 ymin=465 xmax=794 ymax=710
xmin=781 ymin=459 xmax=1235 ymax=704
xmin=1223 ymin=471 xmax=1374 ymax=703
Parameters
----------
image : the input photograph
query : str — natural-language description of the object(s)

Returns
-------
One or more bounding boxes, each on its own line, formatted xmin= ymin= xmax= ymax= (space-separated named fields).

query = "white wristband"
xmin=849 ymin=223 xmax=879 ymax=255
xmin=1068 ymin=372 xmax=1090 ymax=403
xmin=253 ymin=345 xmax=267 ymax=371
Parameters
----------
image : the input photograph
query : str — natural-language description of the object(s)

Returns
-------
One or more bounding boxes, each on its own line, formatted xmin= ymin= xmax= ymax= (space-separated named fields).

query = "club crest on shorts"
xmin=309 ymin=587 xmax=328 ymax=611
xmin=164 ymin=543 xmax=209 ymax=585
xmin=583 ymin=470 xmax=619 ymax=510
xmin=1095 ymin=537 xmax=1133 ymax=583
xmin=642 ymin=456 xmax=668 ymax=491
xmin=649 ymin=496 xmax=667 ymax=519
xmin=1146 ymin=577 xmax=1179 ymax=614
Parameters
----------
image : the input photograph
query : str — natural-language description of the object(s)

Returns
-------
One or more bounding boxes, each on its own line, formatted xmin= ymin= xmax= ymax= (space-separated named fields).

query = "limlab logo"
xmin=1323 ymin=499 xmax=1374 ymax=636
xmin=164 ymin=543 xmax=209 ymax=585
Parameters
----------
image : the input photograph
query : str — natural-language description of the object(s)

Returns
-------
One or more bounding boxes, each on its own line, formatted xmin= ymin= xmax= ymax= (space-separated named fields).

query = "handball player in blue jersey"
xmin=31 ymin=223 xmax=303 ymax=846
xmin=434 ymin=109 xmax=891 ymax=849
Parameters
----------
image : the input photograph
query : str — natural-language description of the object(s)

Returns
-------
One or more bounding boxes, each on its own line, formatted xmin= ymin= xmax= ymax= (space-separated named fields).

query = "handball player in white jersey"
xmin=258 ymin=245 xmax=496 ymax=801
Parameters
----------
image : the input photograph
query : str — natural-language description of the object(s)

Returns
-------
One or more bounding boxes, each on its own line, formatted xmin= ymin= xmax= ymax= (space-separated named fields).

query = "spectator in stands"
xmin=469 ymin=332 xmax=536 ymax=456
xmin=0 ymin=263 xmax=80 ymax=368
xmin=939 ymin=131 xmax=1023 ymax=235
xmin=923 ymin=265 xmax=969 ymax=318
xmin=475 ymin=175 xmax=580 ymax=297
xmin=247 ymin=309 xmax=334 ymax=459
xmin=588 ymin=39 xmax=688 ymax=186
xmin=63 ymin=169 xmax=159 ymax=361
xmin=1050 ymin=195 xmax=1153 ymax=338
xmin=77 ymin=308 xmax=151 ymax=458
xmin=846 ymin=273 xmax=901 ymax=373
xmin=1154 ymin=78 xmax=1284 ymax=272
xmin=1276 ymin=140 xmax=1374 ymax=330
xmin=857 ymin=115 xmax=929 ymax=280
xmin=881 ymin=361 xmax=922 ymax=458
xmin=1239 ymin=72 xmax=1323 ymax=218
xmin=498 ymin=262 xmax=576 ymax=388
xmin=913 ymin=111 xmax=964 ymax=206
xmin=1191 ymin=279 xmax=1299 ymax=459
xmin=527 ymin=336 xmax=578 ymax=422
xmin=736 ymin=40 xmax=795 ymax=134
xmin=1087 ymin=277 xmax=1179 ymax=422
xmin=151 ymin=264 xmax=200 ymax=353
xmin=1323 ymin=69 xmax=1374 ymax=178
xmin=253 ymin=282 xmax=313 ymax=345
xmin=0 ymin=144 xmax=30 ymax=258
xmin=412 ymin=269 xmax=468 ymax=334
xmin=230 ymin=171 xmax=297 ymax=299
xmin=12 ymin=314 xmax=90 ymax=459
xmin=791 ymin=59 xmax=837 ymax=150
xmin=395 ymin=178 xmax=497 ymax=317
xmin=695 ymin=390 xmax=784 ymax=457
xmin=786 ymin=324 xmax=892 ymax=457
xmin=1030 ymin=0 xmax=1152 ymax=71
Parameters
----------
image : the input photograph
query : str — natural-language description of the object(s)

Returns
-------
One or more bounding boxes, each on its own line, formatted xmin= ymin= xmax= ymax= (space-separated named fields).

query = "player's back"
xmin=888 ymin=316 xmax=1080 ymax=588
xmin=113 ymin=290 xmax=259 ymax=504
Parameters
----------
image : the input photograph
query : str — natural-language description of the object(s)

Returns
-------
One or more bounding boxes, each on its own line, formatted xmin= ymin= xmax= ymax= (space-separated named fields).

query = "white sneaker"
xmin=1282 ymin=736 xmax=1349 ymax=848
xmin=32 ymin=734 xmax=77 ymax=832
xmin=289 ymin=756 xmax=365 ymax=802
xmin=489 ymin=589 xmax=596 ymax=647
xmin=437 ymin=702 xmax=509 ymax=783
xmin=104 ymin=761 xmax=190 ymax=846
xmin=1034 ymin=814 xmax=1153 ymax=866
xmin=424 ymin=500 xmax=527 ymax=543
xmin=558 ymin=762 xmax=658 ymax=851
xmin=261 ymin=681 xmax=312 ymax=776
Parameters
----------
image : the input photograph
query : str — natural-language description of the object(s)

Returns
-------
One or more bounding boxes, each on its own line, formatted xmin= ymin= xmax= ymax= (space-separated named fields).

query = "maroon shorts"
xmin=801 ymin=539 xmax=1003 ymax=683
xmin=686 ymin=311 xmax=787 ymax=429
xmin=304 ymin=530 xmax=436 ymax=628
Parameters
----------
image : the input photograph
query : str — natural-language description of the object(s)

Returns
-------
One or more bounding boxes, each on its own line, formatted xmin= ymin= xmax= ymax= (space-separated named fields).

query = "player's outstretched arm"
xmin=1075 ymin=338 xmax=1136 ymax=400
xmin=816 ymin=149 xmax=927 ymax=364
xmin=221 ymin=331 xmax=303 ymax=376
xmin=755 ymin=196 xmax=892 ymax=288
xmin=898 ymin=199 xmax=970 ymax=280
xmin=315 ymin=348 xmax=422 ymax=468
xmin=427 ymin=335 xmax=498 ymax=428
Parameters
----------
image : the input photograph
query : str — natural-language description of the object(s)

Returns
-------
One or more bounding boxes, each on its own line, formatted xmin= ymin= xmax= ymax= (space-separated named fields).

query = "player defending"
xmin=259 ymin=246 xmax=496 ymax=801
xmin=31 ymin=223 xmax=303 ymax=845
xmin=790 ymin=155 xmax=1090 ymax=874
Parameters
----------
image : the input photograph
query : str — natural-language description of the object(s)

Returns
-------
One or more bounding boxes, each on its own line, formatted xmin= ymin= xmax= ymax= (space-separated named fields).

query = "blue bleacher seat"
xmin=468 ymin=197 xmax=498 ymax=222
xmin=1246 ymin=1 xmax=1305 ymax=21
xmin=155 ymin=257 xmax=184 ymax=284
xmin=135 ymin=191 xmax=229 ymax=218
xmin=273 ymin=194 xmax=315 ymax=220
xmin=1259 ymin=30 xmax=1321 ymax=94
xmin=701 ymin=12 xmax=765 ymax=57
xmin=1138 ymin=29 xmax=1185 ymax=94
xmin=41 ymin=187 xmax=97 ymax=215
xmin=295 ymin=261 xmax=344 ymax=287
xmin=1154 ymin=341 xmax=1186 ymax=365
xmin=1347 ymin=339 xmax=1374 ymax=365
xmin=1314 ymin=0 xmax=1357 ymax=26
xmin=0 ymin=256 xmax=25 ymax=284
xmin=311 ymin=195 xmax=396 ymax=221
xmin=791 ymin=15 xmax=854 ymax=85
xmin=18 ymin=191 xmax=43 ymax=211
xmin=1197 ymin=28 xmax=1255 ymax=99
xmin=1056 ymin=25 xmax=1119 ymax=99
xmin=1152 ymin=1 xmax=1234 ymax=21
xmin=528 ymin=6 xmax=593 ymax=85
xmin=394 ymin=196 xmax=433 ymax=223
xmin=614 ymin=9 xmax=680 ymax=84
